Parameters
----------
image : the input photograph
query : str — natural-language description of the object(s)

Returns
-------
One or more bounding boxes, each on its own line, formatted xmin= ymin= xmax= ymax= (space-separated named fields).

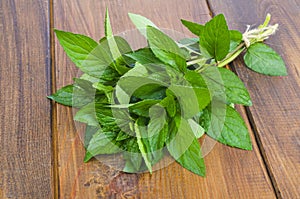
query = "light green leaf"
xmin=129 ymin=99 xmax=160 ymax=117
xmin=167 ymin=115 xmax=206 ymax=176
xmin=188 ymin=119 xmax=205 ymax=138
xmin=199 ymin=14 xmax=230 ymax=61
xmin=229 ymin=30 xmax=242 ymax=52
xmin=105 ymin=9 xmax=131 ymax=75
xmin=244 ymin=43 xmax=287 ymax=76
xmin=128 ymin=13 xmax=158 ymax=37
xmin=135 ymin=120 xmax=152 ymax=173
xmin=84 ymin=131 xmax=122 ymax=162
xmin=125 ymin=48 xmax=162 ymax=65
xmin=55 ymin=29 xmax=98 ymax=67
xmin=160 ymin=95 xmax=176 ymax=117
xmin=202 ymin=67 xmax=252 ymax=106
xmin=148 ymin=105 xmax=167 ymax=137
xmin=146 ymin=26 xmax=188 ymax=72
xmin=181 ymin=19 xmax=204 ymax=36
xmin=84 ymin=126 xmax=99 ymax=148
xmin=48 ymin=84 xmax=93 ymax=107
xmin=74 ymin=103 xmax=99 ymax=127
xmin=200 ymin=104 xmax=252 ymax=150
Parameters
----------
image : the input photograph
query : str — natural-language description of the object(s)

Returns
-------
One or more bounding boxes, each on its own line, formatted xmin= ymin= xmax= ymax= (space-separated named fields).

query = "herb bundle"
xmin=48 ymin=11 xmax=286 ymax=176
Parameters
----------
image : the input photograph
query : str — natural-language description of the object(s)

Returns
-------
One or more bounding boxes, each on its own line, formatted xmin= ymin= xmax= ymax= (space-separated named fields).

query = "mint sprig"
xmin=49 ymin=12 xmax=287 ymax=176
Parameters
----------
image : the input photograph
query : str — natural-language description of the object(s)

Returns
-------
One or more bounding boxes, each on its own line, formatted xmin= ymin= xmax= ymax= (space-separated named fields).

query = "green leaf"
xmin=133 ymin=84 xmax=166 ymax=100
xmin=169 ymin=73 xmax=211 ymax=118
xmin=160 ymin=95 xmax=176 ymax=117
xmin=181 ymin=19 xmax=204 ymax=36
xmin=148 ymin=105 xmax=167 ymax=137
xmin=244 ymin=43 xmax=287 ymax=76
xmin=48 ymin=84 xmax=93 ymax=107
xmin=92 ymin=82 xmax=114 ymax=102
xmin=84 ymin=131 xmax=122 ymax=162
xmin=128 ymin=13 xmax=158 ymax=37
xmin=202 ymin=67 xmax=252 ymax=106
xmin=84 ymin=125 xmax=99 ymax=148
xmin=129 ymin=99 xmax=160 ymax=117
xmin=74 ymin=102 xmax=99 ymax=127
xmin=146 ymin=26 xmax=187 ymax=72
xmin=105 ymin=10 xmax=132 ymax=75
xmin=188 ymin=119 xmax=205 ymax=138
xmin=135 ymin=119 xmax=152 ymax=173
xmin=200 ymin=104 xmax=252 ymax=150
xmin=125 ymin=48 xmax=163 ymax=65
xmin=55 ymin=29 xmax=98 ymax=67
xmin=199 ymin=14 xmax=230 ymax=61
xmin=229 ymin=30 xmax=242 ymax=52
xmin=167 ymin=115 xmax=206 ymax=176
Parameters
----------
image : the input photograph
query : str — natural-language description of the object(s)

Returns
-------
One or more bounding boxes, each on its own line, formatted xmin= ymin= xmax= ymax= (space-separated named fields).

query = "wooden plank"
xmin=0 ymin=0 xmax=53 ymax=198
xmin=208 ymin=0 xmax=300 ymax=198
xmin=53 ymin=0 xmax=276 ymax=198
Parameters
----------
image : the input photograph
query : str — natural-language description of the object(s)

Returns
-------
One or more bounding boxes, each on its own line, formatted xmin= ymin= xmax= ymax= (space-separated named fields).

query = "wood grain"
xmin=208 ymin=0 xmax=300 ymax=198
xmin=0 ymin=0 xmax=53 ymax=198
xmin=53 ymin=0 xmax=276 ymax=198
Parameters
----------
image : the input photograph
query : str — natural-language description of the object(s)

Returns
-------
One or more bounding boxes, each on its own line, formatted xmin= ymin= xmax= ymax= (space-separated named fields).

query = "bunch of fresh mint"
xmin=48 ymin=10 xmax=286 ymax=176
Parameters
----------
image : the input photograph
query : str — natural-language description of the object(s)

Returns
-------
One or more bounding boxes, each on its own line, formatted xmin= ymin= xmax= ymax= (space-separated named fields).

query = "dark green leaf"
xmin=244 ymin=43 xmax=287 ymax=76
xmin=200 ymin=104 xmax=252 ymax=150
xmin=199 ymin=14 xmax=230 ymax=61
xmin=181 ymin=19 xmax=204 ymax=36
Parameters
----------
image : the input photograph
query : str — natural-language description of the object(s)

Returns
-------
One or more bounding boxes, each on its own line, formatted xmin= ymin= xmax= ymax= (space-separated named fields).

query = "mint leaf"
xmin=105 ymin=10 xmax=131 ymax=75
xmin=181 ymin=19 xmax=204 ymax=36
xmin=148 ymin=105 xmax=167 ymax=137
xmin=160 ymin=95 xmax=176 ymax=117
xmin=188 ymin=119 xmax=205 ymax=138
xmin=74 ymin=103 xmax=99 ymax=127
xmin=135 ymin=119 xmax=152 ymax=173
xmin=202 ymin=67 xmax=252 ymax=106
xmin=199 ymin=14 xmax=230 ymax=61
xmin=146 ymin=26 xmax=188 ymax=72
xmin=167 ymin=115 xmax=206 ymax=176
xmin=55 ymin=29 xmax=98 ymax=67
xmin=48 ymin=84 xmax=94 ymax=107
xmin=125 ymin=48 xmax=163 ymax=65
xmin=84 ymin=131 xmax=122 ymax=162
xmin=200 ymin=104 xmax=252 ymax=150
xmin=128 ymin=13 xmax=158 ymax=37
xmin=129 ymin=99 xmax=160 ymax=117
xmin=84 ymin=125 xmax=99 ymax=148
xmin=244 ymin=43 xmax=287 ymax=76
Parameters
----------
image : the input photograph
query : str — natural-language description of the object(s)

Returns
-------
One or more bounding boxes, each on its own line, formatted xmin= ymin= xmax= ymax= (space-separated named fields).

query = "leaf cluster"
xmin=48 ymin=10 xmax=286 ymax=176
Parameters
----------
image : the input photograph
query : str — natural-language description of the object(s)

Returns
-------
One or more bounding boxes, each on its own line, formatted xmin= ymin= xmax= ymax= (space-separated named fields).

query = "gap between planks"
xmin=49 ymin=0 xmax=59 ymax=198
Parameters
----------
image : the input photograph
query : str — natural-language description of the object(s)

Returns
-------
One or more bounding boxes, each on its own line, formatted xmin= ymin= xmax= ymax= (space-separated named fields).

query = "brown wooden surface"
xmin=0 ymin=0 xmax=53 ymax=199
xmin=208 ymin=0 xmax=300 ymax=198
xmin=1 ymin=0 xmax=299 ymax=198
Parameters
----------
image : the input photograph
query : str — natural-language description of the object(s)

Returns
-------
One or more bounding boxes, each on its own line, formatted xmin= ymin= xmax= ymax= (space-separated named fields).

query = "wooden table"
xmin=1 ymin=0 xmax=299 ymax=198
